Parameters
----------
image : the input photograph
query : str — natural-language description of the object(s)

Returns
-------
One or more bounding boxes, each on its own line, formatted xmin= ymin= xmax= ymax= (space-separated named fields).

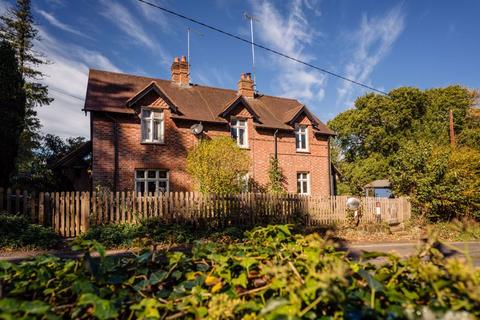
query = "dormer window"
xmin=295 ymin=125 xmax=308 ymax=152
xmin=141 ymin=108 xmax=164 ymax=143
xmin=230 ymin=118 xmax=248 ymax=148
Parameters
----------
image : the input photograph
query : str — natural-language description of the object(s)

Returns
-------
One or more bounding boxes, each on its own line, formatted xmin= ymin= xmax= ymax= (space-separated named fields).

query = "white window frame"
xmin=297 ymin=172 xmax=310 ymax=195
xmin=295 ymin=125 xmax=309 ymax=152
xmin=135 ymin=169 xmax=169 ymax=194
xmin=141 ymin=107 xmax=164 ymax=143
xmin=230 ymin=117 xmax=248 ymax=148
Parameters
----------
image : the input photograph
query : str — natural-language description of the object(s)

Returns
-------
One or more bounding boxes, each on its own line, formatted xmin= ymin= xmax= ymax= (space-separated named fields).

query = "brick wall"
xmin=91 ymin=96 xmax=331 ymax=196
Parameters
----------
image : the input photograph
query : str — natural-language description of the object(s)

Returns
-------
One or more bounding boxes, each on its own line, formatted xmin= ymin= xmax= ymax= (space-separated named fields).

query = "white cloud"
xmin=34 ymin=27 xmax=122 ymax=138
xmin=251 ymin=0 xmax=326 ymax=104
xmin=99 ymin=0 xmax=170 ymax=65
xmin=337 ymin=4 xmax=405 ymax=108
xmin=135 ymin=0 xmax=170 ymax=32
xmin=37 ymin=9 xmax=90 ymax=39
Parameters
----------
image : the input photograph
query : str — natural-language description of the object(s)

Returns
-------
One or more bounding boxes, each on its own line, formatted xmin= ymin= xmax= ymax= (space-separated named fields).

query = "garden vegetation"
xmin=0 ymin=225 xmax=479 ymax=319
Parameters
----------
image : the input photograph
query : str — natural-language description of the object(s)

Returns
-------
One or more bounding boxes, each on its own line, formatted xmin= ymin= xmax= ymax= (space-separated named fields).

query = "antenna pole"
xmin=244 ymin=12 xmax=258 ymax=88
xmin=249 ymin=17 xmax=256 ymax=86
xmin=187 ymin=27 xmax=191 ymax=66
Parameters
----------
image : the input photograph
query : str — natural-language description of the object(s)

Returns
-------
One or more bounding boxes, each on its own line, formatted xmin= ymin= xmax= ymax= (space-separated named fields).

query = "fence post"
xmin=38 ymin=192 xmax=44 ymax=225
xmin=30 ymin=191 xmax=36 ymax=223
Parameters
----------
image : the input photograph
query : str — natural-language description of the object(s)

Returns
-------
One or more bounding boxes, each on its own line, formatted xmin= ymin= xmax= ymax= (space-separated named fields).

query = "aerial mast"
xmin=243 ymin=12 xmax=259 ymax=88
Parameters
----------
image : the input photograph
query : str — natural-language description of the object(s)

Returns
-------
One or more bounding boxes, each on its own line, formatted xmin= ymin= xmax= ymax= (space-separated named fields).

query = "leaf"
xmin=211 ymin=282 xmax=223 ymax=293
xmin=20 ymin=300 xmax=50 ymax=314
xmin=358 ymin=269 xmax=384 ymax=292
xmin=131 ymin=298 xmax=161 ymax=319
xmin=232 ymin=272 xmax=248 ymax=288
xmin=77 ymin=293 xmax=119 ymax=320
xmin=150 ymin=271 xmax=168 ymax=285
xmin=259 ymin=299 xmax=289 ymax=316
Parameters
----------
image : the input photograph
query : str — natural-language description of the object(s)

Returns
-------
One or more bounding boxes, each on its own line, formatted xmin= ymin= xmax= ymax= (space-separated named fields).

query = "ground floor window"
xmin=135 ymin=169 xmax=169 ymax=194
xmin=297 ymin=172 xmax=310 ymax=195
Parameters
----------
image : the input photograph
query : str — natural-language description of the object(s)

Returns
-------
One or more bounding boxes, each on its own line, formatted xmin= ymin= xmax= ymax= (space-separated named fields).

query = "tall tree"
xmin=0 ymin=40 xmax=26 ymax=187
xmin=329 ymin=85 xmax=479 ymax=220
xmin=0 ymin=0 xmax=53 ymax=178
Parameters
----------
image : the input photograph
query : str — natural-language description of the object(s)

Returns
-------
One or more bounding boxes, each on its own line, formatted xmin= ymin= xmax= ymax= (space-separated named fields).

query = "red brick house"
xmin=83 ymin=56 xmax=335 ymax=196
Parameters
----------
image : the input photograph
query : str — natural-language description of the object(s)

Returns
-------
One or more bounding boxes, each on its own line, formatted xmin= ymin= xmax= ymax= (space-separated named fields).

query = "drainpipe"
xmin=105 ymin=113 xmax=119 ymax=193
xmin=328 ymin=136 xmax=332 ymax=196
xmin=274 ymin=129 xmax=279 ymax=160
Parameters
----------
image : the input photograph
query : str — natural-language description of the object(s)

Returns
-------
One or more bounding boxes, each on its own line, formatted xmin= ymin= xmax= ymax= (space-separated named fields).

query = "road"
xmin=350 ymin=241 xmax=480 ymax=267
xmin=2 ymin=242 xmax=480 ymax=267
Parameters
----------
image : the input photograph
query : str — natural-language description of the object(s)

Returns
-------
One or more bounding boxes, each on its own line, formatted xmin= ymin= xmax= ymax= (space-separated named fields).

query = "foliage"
xmin=0 ymin=0 xmax=53 ymax=187
xmin=0 ymin=40 xmax=25 ymax=188
xmin=0 ymin=213 xmax=61 ymax=249
xmin=187 ymin=136 xmax=251 ymax=194
xmin=1 ymin=225 xmax=479 ymax=319
xmin=81 ymin=219 xmax=245 ymax=249
xmin=267 ymin=156 xmax=286 ymax=194
xmin=329 ymin=86 xmax=479 ymax=220
xmin=10 ymin=133 xmax=87 ymax=190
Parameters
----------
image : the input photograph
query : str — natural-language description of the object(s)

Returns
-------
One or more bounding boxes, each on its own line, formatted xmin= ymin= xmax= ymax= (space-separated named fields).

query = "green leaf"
xmin=358 ymin=269 xmax=384 ymax=292
xmin=77 ymin=293 xmax=118 ymax=320
xmin=150 ymin=271 xmax=168 ymax=285
xmin=231 ymin=272 xmax=248 ymax=288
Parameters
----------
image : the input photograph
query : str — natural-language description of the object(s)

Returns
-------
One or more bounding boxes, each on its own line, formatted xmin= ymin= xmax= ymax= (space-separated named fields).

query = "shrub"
xmin=80 ymin=223 xmax=142 ymax=248
xmin=186 ymin=136 xmax=251 ymax=194
xmin=0 ymin=213 xmax=61 ymax=249
xmin=1 ymin=225 xmax=479 ymax=319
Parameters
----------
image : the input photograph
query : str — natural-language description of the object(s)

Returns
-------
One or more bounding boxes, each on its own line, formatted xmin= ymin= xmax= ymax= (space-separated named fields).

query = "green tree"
xmin=0 ymin=40 xmax=26 ymax=187
xmin=0 ymin=0 xmax=53 ymax=181
xmin=11 ymin=134 xmax=86 ymax=190
xmin=267 ymin=156 xmax=286 ymax=194
xmin=186 ymin=136 xmax=251 ymax=194
xmin=329 ymin=85 xmax=478 ymax=220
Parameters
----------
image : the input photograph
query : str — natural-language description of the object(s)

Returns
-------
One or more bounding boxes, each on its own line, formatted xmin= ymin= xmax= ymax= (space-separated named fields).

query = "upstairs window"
xmin=230 ymin=118 xmax=248 ymax=148
xmin=135 ymin=169 xmax=169 ymax=194
xmin=295 ymin=125 xmax=308 ymax=152
xmin=297 ymin=172 xmax=310 ymax=195
xmin=141 ymin=108 xmax=164 ymax=143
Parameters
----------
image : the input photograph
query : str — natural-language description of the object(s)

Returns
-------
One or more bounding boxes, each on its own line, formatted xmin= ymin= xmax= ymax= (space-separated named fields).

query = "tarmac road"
xmin=350 ymin=241 xmax=480 ymax=267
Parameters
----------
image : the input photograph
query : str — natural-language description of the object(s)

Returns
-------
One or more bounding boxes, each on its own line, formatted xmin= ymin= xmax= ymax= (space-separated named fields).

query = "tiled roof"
xmin=84 ymin=69 xmax=334 ymax=135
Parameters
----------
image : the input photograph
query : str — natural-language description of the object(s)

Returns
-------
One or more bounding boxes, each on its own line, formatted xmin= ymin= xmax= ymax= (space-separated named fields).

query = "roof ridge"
xmin=89 ymin=69 xmax=302 ymax=103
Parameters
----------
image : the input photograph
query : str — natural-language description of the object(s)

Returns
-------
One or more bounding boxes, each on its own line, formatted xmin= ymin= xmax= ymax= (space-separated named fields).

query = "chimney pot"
xmin=171 ymin=56 xmax=189 ymax=85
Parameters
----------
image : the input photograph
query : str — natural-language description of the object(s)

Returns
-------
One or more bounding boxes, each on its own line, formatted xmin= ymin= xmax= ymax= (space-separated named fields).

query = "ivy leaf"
xmin=358 ymin=269 xmax=384 ymax=292
xmin=150 ymin=271 xmax=168 ymax=285
xmin=131 ymin=298 xmax=161 ymax=319
xmin=77 ymin=293 xmax=119 ymax=320
xmin=232 ymin=272 xmax=248 ymax=288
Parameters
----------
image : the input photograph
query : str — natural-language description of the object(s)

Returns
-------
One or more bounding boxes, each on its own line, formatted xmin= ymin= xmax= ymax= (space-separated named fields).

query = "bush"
xmin=80 ymin=223 xmax=142 ymax=248
xmin=0 ymin=213 xmax=61 ymax=249
xmin=1 ymin=225 xmax=479 ymax=319
xmin=186 ymin=136 xmax=251 ymax=193
xmin=81 ymin=219 xmax=246 ymax=248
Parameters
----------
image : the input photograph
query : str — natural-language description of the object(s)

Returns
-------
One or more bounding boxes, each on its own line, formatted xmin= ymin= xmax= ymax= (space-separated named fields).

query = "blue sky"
xmin=1 ymin=0 xmax=479 ymax=138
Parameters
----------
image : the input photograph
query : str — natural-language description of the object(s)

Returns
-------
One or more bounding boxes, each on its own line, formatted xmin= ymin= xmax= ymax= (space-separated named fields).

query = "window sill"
xmin=141 ymin=141 xmax=165 ymax=145
xmin=296 ymin=149 xmax=310 ymax=154
xmin=239 ymin=146 xmax=250 ymax=150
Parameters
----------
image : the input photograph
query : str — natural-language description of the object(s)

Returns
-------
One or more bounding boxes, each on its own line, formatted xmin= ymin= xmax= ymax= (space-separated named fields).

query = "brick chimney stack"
xmin=171 ymin=56 xmax=189 ymax=85
xmin=237 ymin=72 xmax=254 ymax=98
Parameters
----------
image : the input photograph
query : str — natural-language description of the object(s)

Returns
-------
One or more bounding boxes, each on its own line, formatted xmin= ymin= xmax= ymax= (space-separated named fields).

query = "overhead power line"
xmin=137 ymin=0 xmax=388 ymax=95
xmin=49 ymin=87 xmax=85 ymax=101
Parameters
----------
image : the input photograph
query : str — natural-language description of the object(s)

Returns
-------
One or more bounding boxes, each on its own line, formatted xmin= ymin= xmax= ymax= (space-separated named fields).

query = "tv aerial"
xmin=190 ymin=123 xmax=203 ymax=135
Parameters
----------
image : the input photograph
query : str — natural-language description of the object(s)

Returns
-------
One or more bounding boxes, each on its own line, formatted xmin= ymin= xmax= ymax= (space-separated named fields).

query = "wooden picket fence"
xmin=0 ymin=187 xmax=411 ymax=237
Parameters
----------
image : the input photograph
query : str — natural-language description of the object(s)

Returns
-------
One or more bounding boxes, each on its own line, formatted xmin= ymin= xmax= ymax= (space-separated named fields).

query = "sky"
xmin=1 ymin=0 xmax=479 ymax=139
